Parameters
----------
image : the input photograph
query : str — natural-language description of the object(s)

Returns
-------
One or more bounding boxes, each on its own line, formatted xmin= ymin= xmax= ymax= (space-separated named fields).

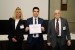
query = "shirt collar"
xmin=33 ymin=16 xmax=38 ymax=20
xmin=55 ymin=18 xmax=61 ymax=22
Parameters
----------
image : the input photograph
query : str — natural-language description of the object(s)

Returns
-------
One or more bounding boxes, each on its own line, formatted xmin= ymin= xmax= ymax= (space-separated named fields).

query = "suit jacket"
xmin=26 ymin=17 xmax=44 ymax=43
xmin=47 ymin=17 xmax=71 ymax=47
xmin=8 ymin=18 xmax=25 ymax=41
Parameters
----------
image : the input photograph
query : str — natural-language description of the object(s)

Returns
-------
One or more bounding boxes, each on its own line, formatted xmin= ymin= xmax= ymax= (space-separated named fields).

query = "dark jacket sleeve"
xmin=21 ymin=20 xmax=26 ymax=34
xmin=41 ymin=19 xmax=44 ymax=27
xmin=65 ymin=19 xmax=71 ymax=40
xmin=47 ymin=20 xmax=51 ymax=42
xmin=26 ymin=19 xmax=30 ymax=27
xmin=8 ymin=18 xmax=14 ymax=39
xmin=41 ymin=19 xmax=46 ymax=34
xmin=25 ymin=19 xmax=30 ymax=34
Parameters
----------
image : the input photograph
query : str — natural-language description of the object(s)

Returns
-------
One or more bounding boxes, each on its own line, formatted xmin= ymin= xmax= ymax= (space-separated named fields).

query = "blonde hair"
xmin=12 ymin=7 xmax=23 ymax=20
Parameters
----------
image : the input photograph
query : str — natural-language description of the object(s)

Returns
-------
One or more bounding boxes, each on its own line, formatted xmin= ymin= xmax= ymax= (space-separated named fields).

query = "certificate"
xmin=29 ymin=24 xmax=42 ymax=34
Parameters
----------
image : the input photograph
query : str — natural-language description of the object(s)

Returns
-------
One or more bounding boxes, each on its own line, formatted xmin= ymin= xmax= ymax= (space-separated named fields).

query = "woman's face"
xmin=15 ymin=10 xmax=21 ymax=19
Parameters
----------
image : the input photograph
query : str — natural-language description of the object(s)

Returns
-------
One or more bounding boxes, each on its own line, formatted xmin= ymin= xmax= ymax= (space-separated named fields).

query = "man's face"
xmin=33 ymin=9 xmax=39 ymax=17
xmin=54 ymin=10 xmax=61 ymax=19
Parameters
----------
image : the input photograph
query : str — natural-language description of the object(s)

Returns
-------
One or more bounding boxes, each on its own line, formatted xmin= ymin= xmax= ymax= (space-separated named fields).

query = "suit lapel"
xmin=31 ymin=17 xmax=33 ymax=24
xmin=53 ymin=19 xmax=55 ymax=31
xmin=12 ymin=19 xmax=15 ymax=30
xmin=38 ymin=18 xmax=40 ymax=24
xmin=61 ymin=18 xmax=63 ymax=35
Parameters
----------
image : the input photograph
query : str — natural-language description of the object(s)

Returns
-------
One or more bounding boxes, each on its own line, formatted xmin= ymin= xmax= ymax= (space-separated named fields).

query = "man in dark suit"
xmin=25 ymin=7 xmax=45 ymax=50
xmin=47 ymin=10 xmax=71 ymax=50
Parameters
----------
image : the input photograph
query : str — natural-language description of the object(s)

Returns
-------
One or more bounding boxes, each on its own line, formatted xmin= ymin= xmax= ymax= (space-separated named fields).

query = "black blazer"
xmin=47 ymin=17 xmax=71 ymax=47
xmin=26 ymin=17 xmax=44 ymax=43
xmin=8 ymin=18 xmax=26 ymax=41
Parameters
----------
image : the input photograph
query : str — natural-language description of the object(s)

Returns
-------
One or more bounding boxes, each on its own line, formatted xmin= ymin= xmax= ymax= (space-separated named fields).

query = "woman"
xmin=8 ymin=7 xmax=25 ymax=50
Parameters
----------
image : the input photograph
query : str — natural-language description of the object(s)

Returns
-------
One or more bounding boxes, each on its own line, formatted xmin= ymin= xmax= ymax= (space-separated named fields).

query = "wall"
xmin=0 ymin=0 xmax=48 ymax=20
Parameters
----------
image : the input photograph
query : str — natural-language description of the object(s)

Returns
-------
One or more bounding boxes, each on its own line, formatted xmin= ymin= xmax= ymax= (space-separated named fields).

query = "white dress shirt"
xmin=15 ymin=19 xmax=19 ymax=29
xmin=55 ymin=18 xmax=61 ymax=36
xmin=33 ymin=17 xmax=39 ymax=38
xmin=33 ymin=17 xmax=38 ymax=24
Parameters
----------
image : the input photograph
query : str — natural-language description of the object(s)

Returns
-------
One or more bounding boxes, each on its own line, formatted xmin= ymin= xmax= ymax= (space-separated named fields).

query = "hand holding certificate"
xmin=29 ymin=24 xmax=42 ymax=34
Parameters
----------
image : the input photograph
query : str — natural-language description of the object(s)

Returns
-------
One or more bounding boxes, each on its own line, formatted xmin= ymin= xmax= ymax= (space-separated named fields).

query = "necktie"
xmin=35 ymin=18 xmax=37 ymax=24
xmin=56 ymin=19 xmax=59 ymax=35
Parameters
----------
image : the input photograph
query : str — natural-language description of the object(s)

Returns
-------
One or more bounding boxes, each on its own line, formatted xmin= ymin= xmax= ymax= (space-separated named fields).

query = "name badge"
xmin=63 ymin=26 xmax=66 ymax=30
xmin=20 ymin=25 xmax=24 ymax=29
